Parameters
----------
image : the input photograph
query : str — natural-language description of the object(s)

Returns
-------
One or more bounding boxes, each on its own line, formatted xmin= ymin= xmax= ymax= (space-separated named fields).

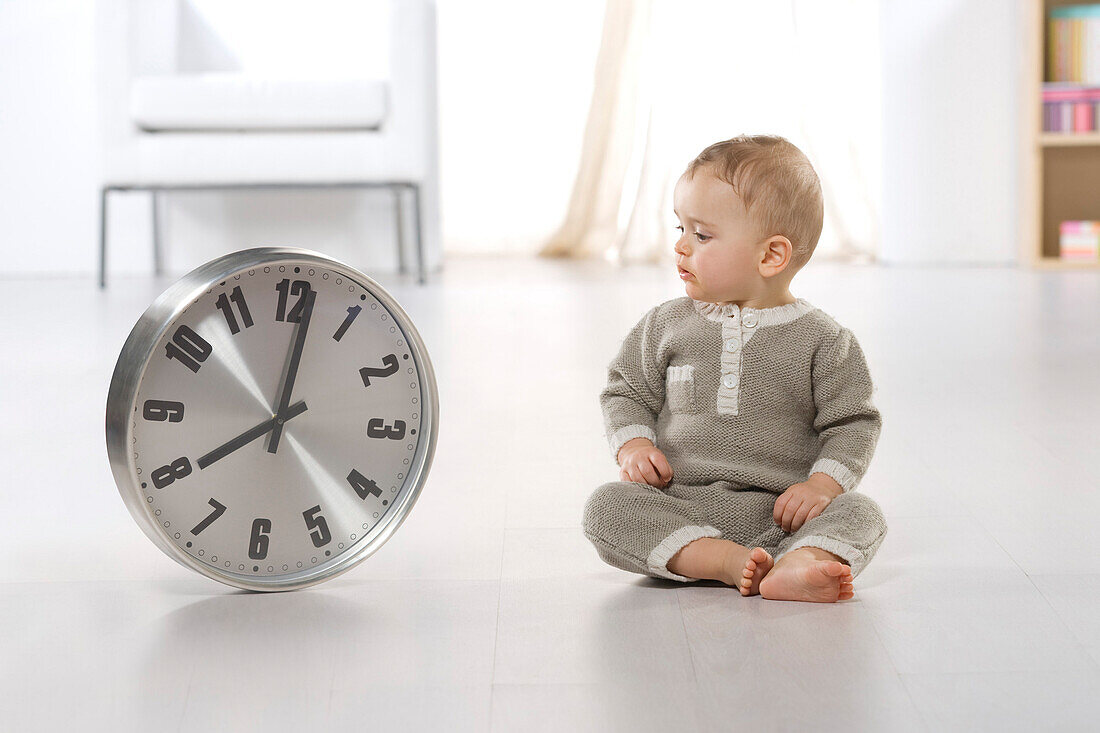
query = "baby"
xmin=582 ymin=134 xmax=887 ymax=603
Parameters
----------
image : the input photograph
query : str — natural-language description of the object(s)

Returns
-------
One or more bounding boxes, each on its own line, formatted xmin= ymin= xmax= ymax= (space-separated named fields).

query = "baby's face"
xmin=672 ymin=170 xmax=766 ymax=305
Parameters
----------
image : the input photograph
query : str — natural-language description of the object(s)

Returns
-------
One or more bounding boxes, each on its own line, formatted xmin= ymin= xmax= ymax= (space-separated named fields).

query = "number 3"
xmin=367 ymin=418 xmax=406 ymax=440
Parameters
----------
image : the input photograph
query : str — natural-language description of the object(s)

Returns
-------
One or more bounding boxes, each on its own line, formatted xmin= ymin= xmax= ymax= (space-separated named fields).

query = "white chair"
xmin=94 ymin=0 xmax=441 ymax=285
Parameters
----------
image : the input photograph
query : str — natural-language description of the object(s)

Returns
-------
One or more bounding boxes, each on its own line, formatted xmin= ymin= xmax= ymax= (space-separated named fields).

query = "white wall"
xmin=436 ymin=1 xmax=603 ymax=255
xmin=0 ymin=1 xmax=99 ymax=275
xmin=879 ymin=0 xmax=1022 ymax=265
xmin=0 ymin=0 xmax=1026 ymax=275
xmin=0 ymin=0 xmax=602 ymax=277
xmin=0 ymin=0 xmax=400 ymax=277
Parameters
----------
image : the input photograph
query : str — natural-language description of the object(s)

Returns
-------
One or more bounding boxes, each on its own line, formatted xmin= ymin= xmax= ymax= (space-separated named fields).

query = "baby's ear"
xmin=760 ymin=235 xmax=793 ymax=276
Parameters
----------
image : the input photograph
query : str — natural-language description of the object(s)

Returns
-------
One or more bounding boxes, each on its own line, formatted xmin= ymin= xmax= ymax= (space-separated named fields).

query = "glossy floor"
xmin=2 ymin=256 xmax=1099 ymax=732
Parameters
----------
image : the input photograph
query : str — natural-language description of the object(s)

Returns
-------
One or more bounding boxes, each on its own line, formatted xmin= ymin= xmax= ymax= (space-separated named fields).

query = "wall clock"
xmin=106 ymin=247 xmax=438 ymax=591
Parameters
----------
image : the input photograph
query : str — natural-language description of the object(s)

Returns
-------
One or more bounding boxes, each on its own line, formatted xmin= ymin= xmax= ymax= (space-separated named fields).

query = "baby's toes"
xmin=738 ymin=547 xmax=774 ymax=597
xmin=839 ymin=577 xmax=854 ymax=600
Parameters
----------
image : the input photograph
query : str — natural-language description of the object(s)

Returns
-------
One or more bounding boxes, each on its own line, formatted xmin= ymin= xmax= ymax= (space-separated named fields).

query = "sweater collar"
xmin=692 ymin=297 xmax=815 ymax=326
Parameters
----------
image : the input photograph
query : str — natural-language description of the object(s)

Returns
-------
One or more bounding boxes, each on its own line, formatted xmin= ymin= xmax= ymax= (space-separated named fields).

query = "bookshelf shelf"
xmin=1032 ymin=257 xmax=1100 ymax=269
xmin=1039 ymin=133 xmax=1100 ymax=146
xmin=1024 ymin=1 xmax=1100 ymax=267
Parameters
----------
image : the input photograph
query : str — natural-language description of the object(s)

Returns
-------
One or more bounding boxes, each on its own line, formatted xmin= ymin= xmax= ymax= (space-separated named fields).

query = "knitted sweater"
xmin=600 ymin=297 xmax=881 ymax=494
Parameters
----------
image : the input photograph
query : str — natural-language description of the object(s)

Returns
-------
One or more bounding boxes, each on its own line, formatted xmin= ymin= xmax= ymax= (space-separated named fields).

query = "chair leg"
xmin=152 ymin=190 xmax=163 ymax=277
xmin=393 ymin=185 xmax=407 ymax=275
xmin=99 ymin=187 xmax=108 ymax=289
xmin=411 ymin=183 xmax=425 ymax=285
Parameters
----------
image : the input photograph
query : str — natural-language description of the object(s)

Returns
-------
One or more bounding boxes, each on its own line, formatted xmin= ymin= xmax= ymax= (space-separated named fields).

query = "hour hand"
xmin=198 ymin=400 xmax=308 ymax=470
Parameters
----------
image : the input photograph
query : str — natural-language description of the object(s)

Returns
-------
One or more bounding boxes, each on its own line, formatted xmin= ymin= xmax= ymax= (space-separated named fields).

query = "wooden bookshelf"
xmin=1023 ymin=0 xmax=1100 ymax=268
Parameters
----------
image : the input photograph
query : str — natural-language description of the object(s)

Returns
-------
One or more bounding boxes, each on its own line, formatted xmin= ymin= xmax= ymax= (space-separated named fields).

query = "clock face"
xmin=119 ymin=254 xmax=433 ymax=588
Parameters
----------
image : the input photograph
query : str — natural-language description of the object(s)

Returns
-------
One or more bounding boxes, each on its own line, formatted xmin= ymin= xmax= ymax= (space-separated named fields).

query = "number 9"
xmin=143 ymin=399 xmax=185 ymax=423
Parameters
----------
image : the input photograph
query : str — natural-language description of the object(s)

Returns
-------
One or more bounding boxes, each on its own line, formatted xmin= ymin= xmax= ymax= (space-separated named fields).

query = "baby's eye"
xmin=694 ymin=232 xmax=711 ymax=243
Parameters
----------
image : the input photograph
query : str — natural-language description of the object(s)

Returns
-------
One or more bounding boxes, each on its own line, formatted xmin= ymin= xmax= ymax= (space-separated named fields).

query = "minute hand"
xmin=267 ymin=288 xmax=316 ymax=454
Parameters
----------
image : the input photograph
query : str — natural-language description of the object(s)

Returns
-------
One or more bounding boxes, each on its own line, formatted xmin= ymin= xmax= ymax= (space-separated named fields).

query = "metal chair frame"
xmin=98 ymin=181 xmax=425 ymax=287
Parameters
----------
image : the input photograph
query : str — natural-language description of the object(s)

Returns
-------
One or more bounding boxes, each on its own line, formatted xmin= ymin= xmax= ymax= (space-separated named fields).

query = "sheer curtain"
xmin=541 ymin=0 xmax=881 ymax=264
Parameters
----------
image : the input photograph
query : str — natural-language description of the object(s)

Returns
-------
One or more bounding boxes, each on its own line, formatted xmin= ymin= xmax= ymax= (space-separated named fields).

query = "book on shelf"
xmin=1042 ymin=83 xmax=1100 ymax=132
xmin=1060 ymin=221 xmax=1100 ymax=261
xmin=1045 ymin=5 xmax=1100 ymax=131
xmin=1048 ymin=4 xmax=1100 ymax=83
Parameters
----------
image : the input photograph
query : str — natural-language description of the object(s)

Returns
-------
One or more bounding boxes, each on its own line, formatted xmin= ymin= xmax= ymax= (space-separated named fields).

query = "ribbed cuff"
xmin=809 ymin=458 xmax=860 ymax=493
xmin=779 ymin=535 xmax=867 ymax=576
xmin=646 ymin=524 xmax=722 ymax=581
xmin=609 ymin=424 xmax=658 ymax=461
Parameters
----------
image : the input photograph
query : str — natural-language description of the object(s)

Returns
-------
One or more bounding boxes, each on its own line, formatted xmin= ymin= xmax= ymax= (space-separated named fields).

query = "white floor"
xmin=2 ymin=255 xmax=1099 ymax=732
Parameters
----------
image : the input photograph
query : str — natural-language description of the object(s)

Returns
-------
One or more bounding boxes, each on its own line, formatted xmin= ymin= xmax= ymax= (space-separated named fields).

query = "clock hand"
xmin=267 ymin=287 xmax=316 ymax=454
xmin=198 ymin=400 xmax=308 ymax=470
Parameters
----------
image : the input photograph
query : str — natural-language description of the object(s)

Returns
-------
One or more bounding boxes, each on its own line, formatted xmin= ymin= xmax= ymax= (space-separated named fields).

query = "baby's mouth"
xmin=677 ymin=265 xmax=695 ymax=281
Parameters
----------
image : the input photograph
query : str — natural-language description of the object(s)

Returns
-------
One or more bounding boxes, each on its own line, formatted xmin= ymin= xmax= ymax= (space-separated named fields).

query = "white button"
xmin=722 ymin=374 xmax=737 ymax=389
xmin=742 ymin=312 xmax=758 ymax=328
xmin=725 ymin=339 xmax=739 ymax=352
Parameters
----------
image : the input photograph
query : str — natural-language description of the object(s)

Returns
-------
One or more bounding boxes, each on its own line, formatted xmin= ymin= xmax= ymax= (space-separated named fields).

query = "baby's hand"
xmin=773 ymin=473 xmax=844 ymax=533
xmin=617 ymin=438 xmax=673 ymax=488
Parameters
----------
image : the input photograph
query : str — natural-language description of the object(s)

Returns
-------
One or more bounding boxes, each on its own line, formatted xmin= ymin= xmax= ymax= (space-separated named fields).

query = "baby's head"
xmin=673 ymin=135 xmax=823 ymax=306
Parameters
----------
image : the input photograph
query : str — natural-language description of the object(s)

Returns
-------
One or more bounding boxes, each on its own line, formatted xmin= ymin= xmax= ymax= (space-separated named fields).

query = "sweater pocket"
xmin=665 ymin=365 xmax=697 ymax=413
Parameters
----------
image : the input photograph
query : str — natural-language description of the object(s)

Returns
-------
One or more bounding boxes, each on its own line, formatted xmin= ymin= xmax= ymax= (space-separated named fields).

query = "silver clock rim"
xmin=105 ymin=247 xmax=439 ymax=592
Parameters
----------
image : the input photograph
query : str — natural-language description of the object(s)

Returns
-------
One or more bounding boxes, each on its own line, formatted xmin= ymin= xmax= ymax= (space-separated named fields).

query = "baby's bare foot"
xmin=737 ymin=547 xmax=774 ymax=596
xmin=758 ymin=549 xmax=854 ymax=603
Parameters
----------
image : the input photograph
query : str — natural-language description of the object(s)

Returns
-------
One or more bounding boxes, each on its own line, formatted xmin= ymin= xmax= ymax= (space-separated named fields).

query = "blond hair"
xmin=684 ymin=135 xmax=824 ymax=271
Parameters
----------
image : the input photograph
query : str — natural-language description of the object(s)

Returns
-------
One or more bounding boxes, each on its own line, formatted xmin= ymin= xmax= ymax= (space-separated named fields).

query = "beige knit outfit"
xmin=582 ymin=296 xmax=887 ymax=581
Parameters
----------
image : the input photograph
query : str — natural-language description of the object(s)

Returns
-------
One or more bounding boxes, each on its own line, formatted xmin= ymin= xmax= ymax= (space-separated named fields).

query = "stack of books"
xmin=1045 ymin=4 xmax=1100 ymax=132
xmin=1061 ymin=221 xmax=1100 ymax=261
xmin=1043 ymin=83 xmax=1100 ymax=132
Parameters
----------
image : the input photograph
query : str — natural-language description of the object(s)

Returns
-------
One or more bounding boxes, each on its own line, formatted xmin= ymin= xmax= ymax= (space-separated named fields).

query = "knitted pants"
xmin=582 ymin=480 xmax=887 ymax=582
